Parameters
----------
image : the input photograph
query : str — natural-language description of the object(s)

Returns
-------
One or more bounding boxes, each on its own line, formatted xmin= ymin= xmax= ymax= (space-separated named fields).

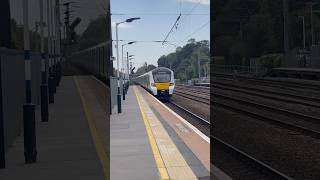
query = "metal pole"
xmin=0 ymin=54 xmax=4 ymax=169
xmin=40 ymin=0 xmax=49 ymax=122
xmin=311 ymin=2 xmax=314 ymax=46
xmin=122 ymin=44 xmax=124 ymax=76
xmin=126 ymin=51 xmax=129 ymax=93
xmin=239 ymin=20 xmax=243 ymax=42
xmin=0 ymin=0 xmax=11 ymax=169
xmin=52 ymin=0 xmax=56 ymax=68
xmin=302 ymin=17 xmax=306 ymax=49
xmin=121 ymin=44 xmax=126 ymax=100
xmin=47 ymin=0 xmax=54 ymax=104
xmin=0 ymin=0 xmax=12 ymax=48
xmin=116 ymin=23 xmax=121 ymax=113
xmin=51 ymin=0 xmax=57 ymax=92
xmin=23 ymin=0 xmax=37 ymax=163
xmin=198 ymin=51 xmax=201 ymax=79
xmin=127 ymin=52 xmax=130 ymax=80
xmin=47 ymin=0 xmax=51 ymax=71
xmin=55 ymin=0 xmax=62 ymax=85
xmin=121 ymin=44 xmax=125 ymax=100
xmin=283 ymin=0 xmax=289 ymax=53
xmin=40 ymin=0 xmax=45 ymax=83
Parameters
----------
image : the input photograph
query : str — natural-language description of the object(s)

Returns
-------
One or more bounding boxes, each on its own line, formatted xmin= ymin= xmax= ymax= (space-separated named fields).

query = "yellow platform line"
xmin=134 ymin=87 xmax=170 ymax=180
xmin=74 ymin=76 xmax=109 ymax=180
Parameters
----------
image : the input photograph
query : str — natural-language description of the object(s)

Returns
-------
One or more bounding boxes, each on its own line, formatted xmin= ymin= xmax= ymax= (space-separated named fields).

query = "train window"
xmin=153 ymin=72 xmax=171 ymax=82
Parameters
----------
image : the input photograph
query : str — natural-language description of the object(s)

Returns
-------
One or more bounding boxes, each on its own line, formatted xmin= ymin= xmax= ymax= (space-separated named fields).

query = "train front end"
xmin=149 ymin=67 xmax=175 ymax=100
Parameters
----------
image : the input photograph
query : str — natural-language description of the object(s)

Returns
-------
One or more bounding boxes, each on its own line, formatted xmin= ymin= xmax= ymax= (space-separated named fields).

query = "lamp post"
xmin=115 ymin=17 xmax=140 ymax=113
xmin=121 ymin=41 xmax=136 ymax=100
xmin=127 ymin=55 xmax=134 ymax=80
xmin=125 ymin=53 xmax=135 ymax=94
xmin=129 ymin=61 xmax=134 ymax=78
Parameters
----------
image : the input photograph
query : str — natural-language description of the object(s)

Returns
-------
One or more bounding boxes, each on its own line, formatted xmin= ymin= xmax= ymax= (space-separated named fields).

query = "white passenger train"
xmin=133 ymin=67 xmax=175 ymax=100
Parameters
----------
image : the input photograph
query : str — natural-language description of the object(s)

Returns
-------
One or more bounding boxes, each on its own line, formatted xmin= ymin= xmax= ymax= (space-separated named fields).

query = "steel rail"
xmin=212 ymin=136 xmax=294 ymax=180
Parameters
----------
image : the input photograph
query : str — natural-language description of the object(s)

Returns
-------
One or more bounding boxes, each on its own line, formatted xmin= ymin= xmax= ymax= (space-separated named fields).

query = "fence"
xmin=212 ymin=64 xmax=267 ymax=74
xmin=0 ymin=48 xmax=42 ymax=152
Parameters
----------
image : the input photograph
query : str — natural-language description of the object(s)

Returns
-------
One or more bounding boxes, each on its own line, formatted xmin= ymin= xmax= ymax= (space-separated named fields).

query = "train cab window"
xmin=153 ymin=71 xmax=171 ymax=82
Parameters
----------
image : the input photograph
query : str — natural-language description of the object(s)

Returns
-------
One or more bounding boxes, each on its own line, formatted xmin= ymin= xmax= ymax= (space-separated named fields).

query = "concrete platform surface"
xmin=110 ymin=85 xmax=210 ymax=179
xmin=0 ymin=76 xmax=108 ymax=180
xmin=110 ymin=86 xmax=159 ymax=180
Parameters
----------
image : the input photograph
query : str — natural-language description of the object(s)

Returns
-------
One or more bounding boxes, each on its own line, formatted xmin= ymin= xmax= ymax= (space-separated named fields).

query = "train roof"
xmin=151 ymin=67 xmax=172 ymax=73
xmin=134 ymin=67 xmax=173 ymax=79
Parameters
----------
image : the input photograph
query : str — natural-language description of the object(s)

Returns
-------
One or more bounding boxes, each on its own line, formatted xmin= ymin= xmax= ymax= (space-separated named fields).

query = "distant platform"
xmin=265 ymin=67 xmax=320 ymax=80
xmin=194 ymin=82 xmax=210 ymax=87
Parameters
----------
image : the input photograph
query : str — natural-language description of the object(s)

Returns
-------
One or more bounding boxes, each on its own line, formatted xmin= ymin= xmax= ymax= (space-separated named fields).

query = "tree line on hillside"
xmin=214 ymin=0 xmax=320 ymax=66
xmin=157 ymin=39 xmax=210 ymax=82
xmin=133 ymin=39 xmax=210 ymax=81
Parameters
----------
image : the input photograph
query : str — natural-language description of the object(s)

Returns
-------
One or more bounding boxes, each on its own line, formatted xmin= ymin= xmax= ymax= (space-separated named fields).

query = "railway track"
xmin=175 ymin=85 xmax=209 ymax=95
xmin=213 ymin=72 xmax=320 ymax=92
xmin=212 ymin=80 xmax=320 ymax=108
xmin=148 ymin=84 xmax=298 ymax=179
xmin=212 ymin=73 xmax=320 ymax=179
xmin=173 ymin=89 xmax=209 ymax=105
xmin=213 ymin=92 xmax=320 ymax=138
xmin=163 ymin=86 xmax=210 ymax=136
xmin=212 ymin=136 xmax=293 ymax=180
xmin=164 ymin=101 xmax=210 ymax=137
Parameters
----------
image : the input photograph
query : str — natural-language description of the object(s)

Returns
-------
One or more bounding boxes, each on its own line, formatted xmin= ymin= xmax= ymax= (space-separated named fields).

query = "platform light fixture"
xmin=121 ymin=41 xmax=137 ymax=100
xmin=115 ymin=17 xmax=140 ymax=113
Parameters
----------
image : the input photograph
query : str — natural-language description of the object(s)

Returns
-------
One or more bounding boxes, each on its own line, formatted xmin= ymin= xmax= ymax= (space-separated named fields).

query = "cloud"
xmin=111 ymin=22 xmax=132 ymax=29
xmin=182 ymin=0 xmax=210 ymax=5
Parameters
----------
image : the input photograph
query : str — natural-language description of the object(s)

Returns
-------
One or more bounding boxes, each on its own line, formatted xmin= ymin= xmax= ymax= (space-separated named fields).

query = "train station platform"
xmin=110 ymin=85 xmax=210 ymax=180
xmin=0 ymin=76 xmax=108 ymax=180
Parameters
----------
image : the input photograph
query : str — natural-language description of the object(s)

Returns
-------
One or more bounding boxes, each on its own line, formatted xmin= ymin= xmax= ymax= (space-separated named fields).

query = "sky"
xmin=9 ymin=0 xmax=209 ymax=69
xmin=110 ymin=0 xmax=210 ymax=69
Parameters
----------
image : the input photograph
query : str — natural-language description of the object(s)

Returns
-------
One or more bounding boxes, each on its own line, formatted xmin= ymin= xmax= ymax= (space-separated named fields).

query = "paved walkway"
xmin=111 ymin=86 xmax=210 ymax=180
xmin=0 ymin=76 xmax=108 ymax=180
xmin=110 ymin=86 xmax=159 ymax=180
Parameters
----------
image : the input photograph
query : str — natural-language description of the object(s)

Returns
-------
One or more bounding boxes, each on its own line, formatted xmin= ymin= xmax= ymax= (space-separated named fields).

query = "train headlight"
xmin=170 ymin=82 xmax=175 ymax=86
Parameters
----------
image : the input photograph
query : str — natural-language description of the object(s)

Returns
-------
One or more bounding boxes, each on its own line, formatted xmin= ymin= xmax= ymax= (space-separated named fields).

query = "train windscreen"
xmin=153 ymin=70 xmax=171 ymax=83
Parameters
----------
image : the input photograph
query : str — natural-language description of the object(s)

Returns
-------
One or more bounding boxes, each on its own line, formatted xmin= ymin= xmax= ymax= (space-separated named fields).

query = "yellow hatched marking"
xmin=134 ymin=86 xmax=197 ymax=180
xmin=74 ymin=76 xmax=109 ymax=180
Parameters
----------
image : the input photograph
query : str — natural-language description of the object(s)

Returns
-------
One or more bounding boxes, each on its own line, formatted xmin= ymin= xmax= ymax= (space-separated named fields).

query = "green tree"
xmin=157 ymin=39 xmax=210 ymax=81
xmin=135 ymin=62 xmax=157 ymax=76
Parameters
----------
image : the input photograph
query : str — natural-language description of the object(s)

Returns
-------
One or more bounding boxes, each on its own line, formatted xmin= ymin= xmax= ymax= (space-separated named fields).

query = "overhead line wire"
xmin=179 ymin=0 xmax=201 ymax=24
xmin=161 ymin=14 xmax=181 ymax=45
xmin=179 ymin=20 xmax=209 ymax=44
